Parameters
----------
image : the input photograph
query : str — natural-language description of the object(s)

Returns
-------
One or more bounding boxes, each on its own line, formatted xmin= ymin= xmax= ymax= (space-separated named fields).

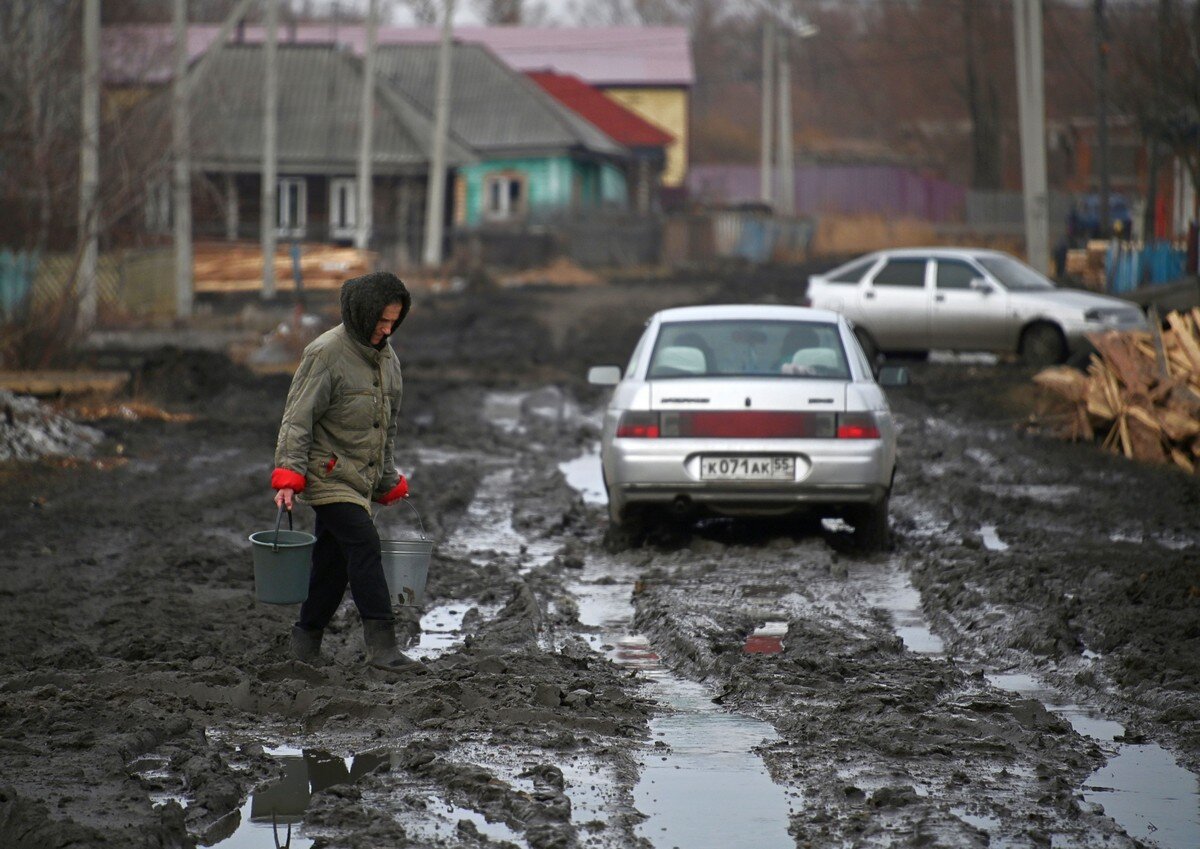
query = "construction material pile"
xmin=192 ymin=242 xmax=374 ymax=293
xmin=1033 ymin=309 xmax=1200 ymax=471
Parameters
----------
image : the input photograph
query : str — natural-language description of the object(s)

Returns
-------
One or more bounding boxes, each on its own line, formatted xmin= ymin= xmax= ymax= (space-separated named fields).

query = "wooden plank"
xmin=1167 ymin=312 xmax=1200 ymax=372
xmin=0 ymin=370 xmax=129 ymax=396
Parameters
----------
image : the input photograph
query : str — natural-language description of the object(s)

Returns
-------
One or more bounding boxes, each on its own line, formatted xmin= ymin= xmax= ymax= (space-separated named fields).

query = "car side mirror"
xmin=970 ymin=278 xmax=992 ymax=294
xmin=877 ymin=365 xmax=910 ymax=387
xmin=588 ymin=365 xmax=622 ymax=386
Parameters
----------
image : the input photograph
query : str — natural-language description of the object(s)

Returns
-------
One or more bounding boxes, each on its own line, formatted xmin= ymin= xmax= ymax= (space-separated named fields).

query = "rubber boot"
xmin=362 ymin=619 xmax=426 ymax=674
xmin=290 ymin=625 xmax=324 ymax=664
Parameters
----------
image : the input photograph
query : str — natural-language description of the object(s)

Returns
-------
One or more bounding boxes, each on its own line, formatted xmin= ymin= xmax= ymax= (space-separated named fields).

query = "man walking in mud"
xmin=270 ymin=271 xmax=423 ymax=674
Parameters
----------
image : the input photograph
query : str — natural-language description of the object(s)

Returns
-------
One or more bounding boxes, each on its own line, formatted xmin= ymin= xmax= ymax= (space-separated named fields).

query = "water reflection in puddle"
xmin=988 ymin=672 xmax=1200 ymax=848
xmin=572 ymin=574 xmax=793 ymax=849
xmin=854 ymin=566 xmax=945 ymax=656
xmin=743 ymin=622 xmax=787 ymax=655
xmin=557 ymin=443 xmax=607 ymax=505
xmin=443 ymin=467 xmax=557 ymax=572
xmin=211 ymin=748 xmax=386 ymax=848
xmin=979 ymin=524 xmax=1009 ymax=551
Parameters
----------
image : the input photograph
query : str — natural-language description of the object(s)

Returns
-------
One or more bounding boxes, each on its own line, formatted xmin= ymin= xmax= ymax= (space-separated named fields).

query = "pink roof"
xmin=103 ymin=24 xmax=694 ymax=88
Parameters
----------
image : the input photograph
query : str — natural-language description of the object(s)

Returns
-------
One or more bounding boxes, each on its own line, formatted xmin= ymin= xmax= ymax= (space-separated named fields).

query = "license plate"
xmin=700 ymin=456 xmax=795 ymax=481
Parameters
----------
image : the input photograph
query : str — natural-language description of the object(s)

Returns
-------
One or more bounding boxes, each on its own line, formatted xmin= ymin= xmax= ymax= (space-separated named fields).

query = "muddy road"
xmin=0 ymin=271 xmax=1197 ymax=848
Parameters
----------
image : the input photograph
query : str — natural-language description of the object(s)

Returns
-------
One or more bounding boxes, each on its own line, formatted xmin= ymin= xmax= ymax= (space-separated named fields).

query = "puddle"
xmin=211 ymin=747 xmax=386 ymax=848
xmin=743 ymin=621 xmax=787 ymax=654
xmin=400 ymin=794 xmax=525 ymax=846
xmin=988 ymin=672 xmax=1200 ymax=848
xmin=442 ymin=467 xmax=557 ymax=571
xmin=558 ymin=443 xmax=607 ymax=505
xmin=481 ymin=391 xmax=526 ymax=434
xmin=979 ymin=483 xmax=1082 ymax=503
xmin=570 ymin=567 xmax=793 ymax=849
xmin=979 ymin=524 xmax=1009 ymax=551
xmin=854 ymin=566 xmax=945 ymax=656
xmin=413 ymin=602 xmax=501 ymax=659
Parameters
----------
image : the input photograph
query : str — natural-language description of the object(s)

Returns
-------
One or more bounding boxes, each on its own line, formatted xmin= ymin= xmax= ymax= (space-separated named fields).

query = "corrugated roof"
xmin=102 ymin=25 xmax=694 ymax=88
xmin=374 ymin=43 xmax=626 ymax=158
xmin=165 ymin=44 xmax=473 ymax=173
xmin=527 ymin=70 xmax=673 ymax=149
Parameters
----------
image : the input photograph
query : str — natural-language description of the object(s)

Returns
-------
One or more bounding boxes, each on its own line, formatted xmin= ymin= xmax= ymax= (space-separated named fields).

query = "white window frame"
xmin=483 ymin=172 xmax=526 ymax=222
xmin=277 ymin=177 xmax=307 ymax=238
xmin=144 ymin=180 xmax=171 ymax=234
xmin=329 ymin=177 xmax=356 ymax=240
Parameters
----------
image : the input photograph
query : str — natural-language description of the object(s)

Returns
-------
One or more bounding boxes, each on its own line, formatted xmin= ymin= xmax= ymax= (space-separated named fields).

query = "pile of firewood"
xmin=1033 ymin=309 xmax=1200 ymax=472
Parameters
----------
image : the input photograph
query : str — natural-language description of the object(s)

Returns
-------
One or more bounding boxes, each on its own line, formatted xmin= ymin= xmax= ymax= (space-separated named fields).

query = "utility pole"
xmin=423 ymin=0 xmax=455 ymax=267
xmin=356 ymin=0 xmax=379 ymax=251
xmin=172 ymin=0 xmax=194 ymax=320
xmin=776 ymin=29 xmax=794 ymax=217
xmin=78 ymin=0 xmax=99 ymax=332
xmin=759 ymin=18 xmax=775 ymax=206
xmin=1013 ymin=0 xmax=1050 ymax=274
xmin=261 ymin=0 xmax=279 ymax=298
xmin=1093 ymin=0 xmax=1111 ymax=237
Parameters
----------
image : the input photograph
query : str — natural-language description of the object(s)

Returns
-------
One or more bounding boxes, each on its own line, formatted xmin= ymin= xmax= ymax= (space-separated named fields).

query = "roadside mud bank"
xmin=1 ymin=277 xmax=1197 ymax=847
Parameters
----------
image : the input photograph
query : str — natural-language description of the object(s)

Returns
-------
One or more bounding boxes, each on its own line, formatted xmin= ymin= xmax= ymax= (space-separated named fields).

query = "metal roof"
xmin=375 ymin=43 xmax=626 ymax=159
xmin=102 ymin=25 xmax=694 ymax=88
xmin=527 ymin=71 xmax=673 ymax=149
xmin=147 ymin=44 xmax=474 ymax=174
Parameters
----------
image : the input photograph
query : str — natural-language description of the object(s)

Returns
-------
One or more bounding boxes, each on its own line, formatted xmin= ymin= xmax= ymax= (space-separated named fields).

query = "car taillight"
xmin=836 ymin=412 xmax=880 ymax=439
xmin=616 ymin=411 xmax=660 ymax=438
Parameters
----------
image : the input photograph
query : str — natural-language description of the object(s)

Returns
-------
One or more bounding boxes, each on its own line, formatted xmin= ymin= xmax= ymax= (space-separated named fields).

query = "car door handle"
xmin=864 ymin=291 xmax=876 ymax=299
xmin=935 ymin=294 xmax=945 ymax=302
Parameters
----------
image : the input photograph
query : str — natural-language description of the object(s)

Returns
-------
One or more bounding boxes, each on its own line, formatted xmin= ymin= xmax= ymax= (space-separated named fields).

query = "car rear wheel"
xmin=848 ymin=495 xmax=890 ymax=552
xmin=1019 ymin=323 xmax=1067 ymax=367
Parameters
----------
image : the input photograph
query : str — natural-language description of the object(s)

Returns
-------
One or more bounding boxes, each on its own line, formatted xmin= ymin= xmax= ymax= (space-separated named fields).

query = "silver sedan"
xmin=588 ymin=304 xmax=906 ymax=549
xmin=806 ymin=248 xmax=1148 ymax=365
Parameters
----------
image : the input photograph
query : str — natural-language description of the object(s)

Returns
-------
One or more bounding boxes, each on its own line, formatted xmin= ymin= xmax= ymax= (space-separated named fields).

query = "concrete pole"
xmin=172 ymin=0 xmax=194 ymax=320
xmin=422 ymin=0 xmax=456 ymax=267
xmin=78 ymin=0 xmax=99 ymax=332
xmin=355 ymin=0 xmax=379 ymax=251
xmin=1093 ymin=0 xmax=1111 ymax=237
xmin=1013 ymin=0 xmax=1050 ymax=273
xmin=776 ymin=29 xmax=794 ymax=217
xmin=261 ymin=0 xmax=279 ymax=298
xmin=759 ymin=19 xmax=775 ymax=206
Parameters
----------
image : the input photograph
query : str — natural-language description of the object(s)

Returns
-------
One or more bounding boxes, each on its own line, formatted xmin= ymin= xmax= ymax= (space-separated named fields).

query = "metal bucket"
xmin=249 ymin=507 xmax=314 ymax=604
xmin=379 ymin=500 xmax=434 ymax=608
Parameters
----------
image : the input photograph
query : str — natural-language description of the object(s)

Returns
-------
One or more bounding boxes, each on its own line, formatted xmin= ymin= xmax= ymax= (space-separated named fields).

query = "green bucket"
xmin=249 ymin=507 xmax=315 ymax=604
xmin=379 ymin=500 xmax=434 ymax=608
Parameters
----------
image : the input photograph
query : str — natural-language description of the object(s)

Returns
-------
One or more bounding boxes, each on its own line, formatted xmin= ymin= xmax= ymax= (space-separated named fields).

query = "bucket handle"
xmin=377 ymin=498 xmax=428 ymax=540
xmin=272 ymin=505 xmax=293 ymax=552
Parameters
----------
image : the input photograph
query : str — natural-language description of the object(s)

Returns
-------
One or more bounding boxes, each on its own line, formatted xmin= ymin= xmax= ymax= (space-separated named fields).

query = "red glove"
xmin=270 ymin=468 xmax=306 ymax=492
xmin=377 ymin=475 xmax=409 ymax=505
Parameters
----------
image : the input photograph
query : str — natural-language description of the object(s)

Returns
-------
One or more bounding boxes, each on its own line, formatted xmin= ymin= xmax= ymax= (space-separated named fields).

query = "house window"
xmin=277 ymin=177 xmax=307 ymax=237
xmin=483 ymin=172 xmax=526 ymax=221
xmin=144 ymin=180 xmax=170 ymax=234
xmin=330 ymin=178 xmax=356 ymax=240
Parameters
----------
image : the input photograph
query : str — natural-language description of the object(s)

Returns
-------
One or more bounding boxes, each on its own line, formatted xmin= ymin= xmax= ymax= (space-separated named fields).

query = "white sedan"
xmin=588 ymin=304 xmax=907 ymax=550
xmin=806 ymin=248 xmax=1148 ymax=365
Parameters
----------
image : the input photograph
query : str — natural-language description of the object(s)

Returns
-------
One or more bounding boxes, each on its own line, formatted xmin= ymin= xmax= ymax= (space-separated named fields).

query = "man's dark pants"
xmin=296 ymin=502 xmax=392 ymax=631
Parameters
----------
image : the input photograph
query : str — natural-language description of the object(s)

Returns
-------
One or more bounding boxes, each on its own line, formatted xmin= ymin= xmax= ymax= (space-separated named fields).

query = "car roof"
xmin=862 ymin=247 xmax=1012 ymax=261
xmin=652 ymin=304 xmax=843 ymax=324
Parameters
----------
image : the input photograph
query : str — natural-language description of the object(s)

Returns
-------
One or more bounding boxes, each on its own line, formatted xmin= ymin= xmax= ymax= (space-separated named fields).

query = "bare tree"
xmin=0 ymin=1 xmax=82 ymax=252
xmin=473 ymin=0 xmax=522 ymax=25
xmin=401 ymin=0 xmax=439 ymax=25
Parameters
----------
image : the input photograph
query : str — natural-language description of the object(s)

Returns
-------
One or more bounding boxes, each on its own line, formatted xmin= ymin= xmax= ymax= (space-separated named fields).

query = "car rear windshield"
xmin=825 ymin=256 xmax=876 ymax=284
xmin=977 ymin=255 xmax=1056 ymax=291
xmin=647 ymin=320 xmax=850 ymax=380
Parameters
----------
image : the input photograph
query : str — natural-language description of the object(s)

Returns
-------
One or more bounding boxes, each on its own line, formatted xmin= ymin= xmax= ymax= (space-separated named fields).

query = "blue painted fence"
xmin=0 ymin=250 xmax=37 ymax=319
xmin=1106 ymin=242 xmax=1186 ymax=294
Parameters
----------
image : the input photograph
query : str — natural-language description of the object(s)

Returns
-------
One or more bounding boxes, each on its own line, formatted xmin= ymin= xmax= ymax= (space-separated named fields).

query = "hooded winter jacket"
xmin=272 ymin=272 xmax=412 ymax=511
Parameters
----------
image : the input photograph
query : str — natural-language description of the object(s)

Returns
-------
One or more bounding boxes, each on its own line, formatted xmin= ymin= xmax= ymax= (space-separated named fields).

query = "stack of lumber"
xmin=192 ymin=242 xmax=375 ymax=293
xmin=1033 ymin=309 xmax=1200 ymax=472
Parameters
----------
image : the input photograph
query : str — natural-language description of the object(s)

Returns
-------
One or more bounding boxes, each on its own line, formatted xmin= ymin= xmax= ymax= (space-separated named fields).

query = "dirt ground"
xmin=0 ymin=267 xmax=1197 ymax=849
